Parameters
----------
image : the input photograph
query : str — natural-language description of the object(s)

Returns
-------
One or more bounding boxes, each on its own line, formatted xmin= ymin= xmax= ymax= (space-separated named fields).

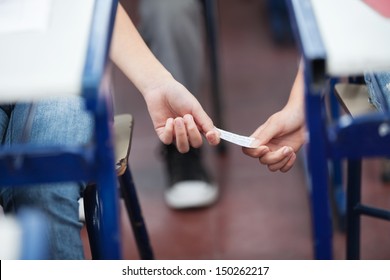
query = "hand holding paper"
xmin=216 ymin=128 xmax=257 ymax=148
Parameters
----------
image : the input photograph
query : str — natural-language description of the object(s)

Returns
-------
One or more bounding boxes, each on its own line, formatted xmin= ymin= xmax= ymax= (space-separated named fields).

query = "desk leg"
xmin=346 ymin=159 xmax=361 ymax=260
xmin=329 ymin=78 xmax=346 ymax=231
xmin=95 ymin=167 xmax=121 ymax=259
xmin=305 ymin=87 xmax=333 ymax=259
xmin=95 ymin=113 xmax=122 ymax=260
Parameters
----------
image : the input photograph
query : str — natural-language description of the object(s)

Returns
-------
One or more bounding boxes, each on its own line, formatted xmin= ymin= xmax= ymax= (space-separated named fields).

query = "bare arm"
xmin=109 ymin=4 xmax=219 ymax=152
xmin=243 ymin=64 xmax=306 ymax=172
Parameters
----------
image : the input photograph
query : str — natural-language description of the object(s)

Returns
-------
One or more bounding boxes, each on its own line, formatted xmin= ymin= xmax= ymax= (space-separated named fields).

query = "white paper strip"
xmin=216 ymin=128 xmax=256 ymax=148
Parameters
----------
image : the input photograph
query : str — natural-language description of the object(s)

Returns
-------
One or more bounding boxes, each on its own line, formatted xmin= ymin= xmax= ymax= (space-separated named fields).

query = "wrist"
xmin=139 ymin=69 xmax=174 ymax=98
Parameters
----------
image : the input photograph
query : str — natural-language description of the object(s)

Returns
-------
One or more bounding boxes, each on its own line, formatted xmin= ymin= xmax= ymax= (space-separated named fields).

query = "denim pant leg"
xmin=139 ymin=0 xmax=204 ymax=96
xmin=0 ymin=97 xmax=93 ymax=259
xmin=0 ymin=105 xmax=10 ymax=142
xmin=365 ymin=72 xmax=390 ymax=112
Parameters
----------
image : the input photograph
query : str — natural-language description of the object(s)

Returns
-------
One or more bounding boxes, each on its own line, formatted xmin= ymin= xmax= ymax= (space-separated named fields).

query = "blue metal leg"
xmin=85 ymin=166 xmax=154 ymax=260
xmin=119 ymin=167 xmax=154 ymax=260
xmin=84 ymin=152 xmax=122 ymax=260
xmin=94 ymin=110 xmax=122 ymax=260
xmin=346 ymin=159 xmax=361 ymax=260
xmin=83 ymin=184 xmax=101 ymax=259
xmin=329 ymin=78 xmax=346 ymax=231
xmin=95 ymin=172 xmax=121 ymax=259
xmin=305 ymin=80 xmax=333 ymax=259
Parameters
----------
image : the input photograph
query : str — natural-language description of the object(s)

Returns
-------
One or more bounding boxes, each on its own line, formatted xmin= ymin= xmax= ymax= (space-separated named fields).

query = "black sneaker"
xmin=161 ymin=144 xmax=218 ymax=209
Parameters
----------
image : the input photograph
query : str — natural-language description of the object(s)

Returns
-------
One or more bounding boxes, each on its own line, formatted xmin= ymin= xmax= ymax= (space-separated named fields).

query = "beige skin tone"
xmin=110 ymin=4 xmax=220 ymax=153
xmin=243 ymin=66 xmax=306 ymax=172
xmin=110 ymin=4 xmax=306 ymax=169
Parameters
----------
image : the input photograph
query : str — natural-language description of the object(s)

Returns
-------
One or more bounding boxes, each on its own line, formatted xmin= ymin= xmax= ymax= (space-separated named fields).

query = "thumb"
xmin=192 ymin=107 xmax=220 ymax=146
xmin=251 ymin=121 xmax=281 ymax=147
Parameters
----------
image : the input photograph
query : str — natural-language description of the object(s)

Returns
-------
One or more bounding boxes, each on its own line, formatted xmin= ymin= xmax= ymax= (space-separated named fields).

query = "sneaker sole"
xmin=164 ymin=180 xmax=219 ymax=209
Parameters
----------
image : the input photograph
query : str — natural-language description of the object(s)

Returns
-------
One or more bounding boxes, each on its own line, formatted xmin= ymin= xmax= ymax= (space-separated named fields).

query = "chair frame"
xmin=287 ymin=0 xmax=390 ymax=259
xmin=0 ymin=0 xmax=123 ymax=259
xmin=84 ymin=114 xmax=154 ymax=260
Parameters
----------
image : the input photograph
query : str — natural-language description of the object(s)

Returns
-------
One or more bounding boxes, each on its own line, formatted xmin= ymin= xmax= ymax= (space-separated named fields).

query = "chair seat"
xmin=113 ymin=114 xmax=133 ymax=176
xmin=334 ymin=83 xmax=375 ymax=117
xmin=83 ymin=112 xmax=154 ymax=260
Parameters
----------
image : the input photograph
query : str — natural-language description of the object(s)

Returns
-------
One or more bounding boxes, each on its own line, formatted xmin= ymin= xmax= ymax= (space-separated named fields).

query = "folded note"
xmin=216 ymin=128 xmax=256 ymax=148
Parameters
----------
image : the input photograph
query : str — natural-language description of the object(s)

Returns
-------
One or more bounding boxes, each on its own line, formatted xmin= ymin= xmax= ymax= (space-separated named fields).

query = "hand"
xmin=143 ymin=79 xmax=220 ymax=153
xmin=243 ymin=107 xmax=306 ymax=172
xmin=109 ymin=5 xmax=219 ymax=153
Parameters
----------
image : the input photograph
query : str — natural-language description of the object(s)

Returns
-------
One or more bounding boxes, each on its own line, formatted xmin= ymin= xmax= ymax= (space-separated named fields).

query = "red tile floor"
xmin=82 ymin=0 xmax=390 ymax=260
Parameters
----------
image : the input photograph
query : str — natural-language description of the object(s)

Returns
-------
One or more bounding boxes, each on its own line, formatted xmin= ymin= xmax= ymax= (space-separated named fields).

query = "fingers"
xmin=158 ymin=113 xmax=221 ymax=153
xmin=183 ymin=114 xmax=202 ymax=148
xmin=242 ymin=144 xmax=269 ymax=158
xmin=280 ymin=153 xmax=297 ymax=172
xmin=191 ymin=105 xmax=220 ymax=145
xmin=157 ymin=118 xmax=174 ymax=145
xmin=249 ymin=121 xmax=279 ymax=149
xmin=156 ymin=118 xmax=189 ymax=152
xmin=258 ymin=146 xmax=296 ymax=172
xmin=169 ymin=115 xmax=208 ymax=153
xmin=177 ymin=114 xmax=220 ymax=151
xmin=173 ymin=117 xmax=190 ymax=153
xmin=205 ymin=129 xmax=220 ymax=146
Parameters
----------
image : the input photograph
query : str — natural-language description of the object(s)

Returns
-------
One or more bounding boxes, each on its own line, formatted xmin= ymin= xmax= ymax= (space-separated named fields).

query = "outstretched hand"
xmin=243 ymin=108 xmax=306 ymax=172
xmin=143 ymin=80 xmax=220 ymax=153
xmin=109 ymin=4 xmax=220 ymax=153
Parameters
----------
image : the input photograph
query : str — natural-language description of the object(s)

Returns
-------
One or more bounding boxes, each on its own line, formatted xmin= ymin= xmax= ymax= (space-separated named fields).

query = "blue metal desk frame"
xmin=287 ymin=0 xmax=390 ymax=259
xmin=0 ymin=0 xmax=122 ymax=259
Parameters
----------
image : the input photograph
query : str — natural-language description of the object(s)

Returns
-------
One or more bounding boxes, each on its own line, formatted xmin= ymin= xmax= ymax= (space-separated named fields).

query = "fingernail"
xmin=251 ymin=139 xmax=261 ymax=148
xmin=175 ymin=118 xmax=183 ymax=127
xmin=209 ymin=132 xmax=220 ymax=145
xmin=282 ymin=146 xmax=292 ymax=155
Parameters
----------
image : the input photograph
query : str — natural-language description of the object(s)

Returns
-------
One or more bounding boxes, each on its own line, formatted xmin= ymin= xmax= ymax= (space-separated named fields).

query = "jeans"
xmin=365 ymin=72 xmax=390 ymax=112
xmin=0 ymin=96 xmax=93 ymax=259
xmin=139 ymin=0 xmax=204 ymax=96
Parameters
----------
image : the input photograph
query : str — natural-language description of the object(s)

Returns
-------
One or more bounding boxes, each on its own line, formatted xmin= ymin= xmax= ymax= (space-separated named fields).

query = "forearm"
xmin=285 ymin=64 xmax=304 ymax=113
xmin=108 ymin=4 xmax=218 ymax=149
xmin=109 ymin=3 xmax=173 ymax=97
